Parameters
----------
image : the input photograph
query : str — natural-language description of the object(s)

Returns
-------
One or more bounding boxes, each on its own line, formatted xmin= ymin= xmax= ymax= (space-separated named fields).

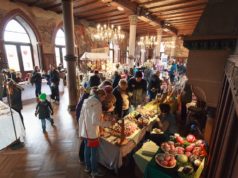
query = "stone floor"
xmin=0 ymin=90 xmax=139 ymax=178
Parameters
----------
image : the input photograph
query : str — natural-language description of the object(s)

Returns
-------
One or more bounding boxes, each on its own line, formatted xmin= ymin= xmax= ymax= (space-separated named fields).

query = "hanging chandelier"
xmin=137 ymin=35 xmax=158 ymax=48
xmin=92 ymin=24 xmax=125 ymax=43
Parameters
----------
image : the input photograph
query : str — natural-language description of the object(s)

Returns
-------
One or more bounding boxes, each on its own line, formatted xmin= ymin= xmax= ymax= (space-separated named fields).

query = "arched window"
xmin=4 ymin=19 xmax=34 ymax=72
xmin=55 ymin=29 xmax=66 ymax=68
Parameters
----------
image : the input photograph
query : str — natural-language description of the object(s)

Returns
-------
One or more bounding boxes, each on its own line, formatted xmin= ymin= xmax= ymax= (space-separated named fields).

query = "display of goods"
xmin=186 ymin=134 xmax=196 ymax=143
xmin=155 ymin=153 xmax=177 ymax=168
xmin=161 ymin=141 xmax=176 ymax=154
xmin=176 ymin=154 xmax=188 ymax=164
xmin=137 ymin=117 xmax=150 ymax=127
xmin=111 ymin=121 xmax=138 ymax=137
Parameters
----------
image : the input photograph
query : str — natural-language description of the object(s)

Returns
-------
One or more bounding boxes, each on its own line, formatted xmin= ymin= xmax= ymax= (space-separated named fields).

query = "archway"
xmin=1 ymin=9 xmax=41 ymax=74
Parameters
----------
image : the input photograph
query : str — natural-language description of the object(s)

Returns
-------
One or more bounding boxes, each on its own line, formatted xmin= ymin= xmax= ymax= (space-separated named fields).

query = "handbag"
xmin=87 ymin=138 xmax=100 ymax=147
xmin=84 ymin=119 xmax=100 ymax=148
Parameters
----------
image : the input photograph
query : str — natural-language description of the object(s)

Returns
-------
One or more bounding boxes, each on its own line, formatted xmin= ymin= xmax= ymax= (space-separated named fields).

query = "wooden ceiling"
xmin=11 ymin=0 xmax=208 ymax=37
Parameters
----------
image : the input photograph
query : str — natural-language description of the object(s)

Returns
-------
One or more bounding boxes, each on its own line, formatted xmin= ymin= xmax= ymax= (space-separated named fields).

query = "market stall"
xmin=0 ymin=101 xmax=25 ymax=150
xmin=98 ymin=101 xmax=160 ymax=172
xmin=134 ymin=133 xmax=207 ymax=178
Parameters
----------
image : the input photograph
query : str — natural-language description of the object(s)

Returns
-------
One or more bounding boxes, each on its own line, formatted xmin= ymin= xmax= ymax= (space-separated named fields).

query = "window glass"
xmin=20 ymin=45 xmax=33 ymax=71
xmin=55 ymin=29 xmax=65 ymax=46
xmin=62 ymin=47 xmax=66 ymax=68
xmin=5 ymin=44 xmax=20 ymax=71
xmin=4 ymin=19 xmax=30 ymax=43
xmin=55 ymin=47 xmax=61 ymax=67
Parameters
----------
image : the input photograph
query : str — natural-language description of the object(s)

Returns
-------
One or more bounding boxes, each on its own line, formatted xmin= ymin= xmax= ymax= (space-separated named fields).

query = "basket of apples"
xmin=155 ymin=153 xmax=177 ymax=168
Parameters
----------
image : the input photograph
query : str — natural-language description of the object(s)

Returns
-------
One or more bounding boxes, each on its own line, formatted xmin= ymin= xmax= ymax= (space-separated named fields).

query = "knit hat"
xmin=39 ymin=93 xmax=47 ymax=101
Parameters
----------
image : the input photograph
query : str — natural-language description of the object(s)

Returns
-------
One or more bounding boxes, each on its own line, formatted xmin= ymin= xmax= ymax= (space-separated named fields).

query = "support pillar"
xmin=170 ymin=36 xmax=177 ymax=58
xmin=62 ymin=0 xmax=77 ymax=111
xmin=128 ymin=15 xmax=137 ymax=67
xmin=154 ymin=27 xmax=162 ymax=64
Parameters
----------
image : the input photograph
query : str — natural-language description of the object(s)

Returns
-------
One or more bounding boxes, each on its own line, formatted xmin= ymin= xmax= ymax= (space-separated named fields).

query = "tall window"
xmin=55 ymin=29 xmax=66 ymax=68
xmin=4 ymin=19 xmax=34 ymax=72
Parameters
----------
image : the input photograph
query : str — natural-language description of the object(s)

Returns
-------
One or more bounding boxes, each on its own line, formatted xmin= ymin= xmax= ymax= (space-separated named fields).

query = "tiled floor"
xmin=0 ymin=90 xmax=139 ymax=178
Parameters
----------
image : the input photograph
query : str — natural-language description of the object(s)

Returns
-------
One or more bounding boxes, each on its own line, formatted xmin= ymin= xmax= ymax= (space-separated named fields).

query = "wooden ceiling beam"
xmin=150 ymin=1 xmax=207 ymax=12
xmin=79 ymin=9 xmax=122 ymax=19
xmin=109 ymin=0 xmax=177 ymax=34
xmin=98 ymin=18 xmax=129 ymax=24
xmin=74 ymin=1 xmax=106 ymax=15
xmin=88 ymin=14 xmax=127 ymax=21
xmin=167 ymin=15 xmax=201 ymax=21
xmin=75 ymin=6 xmax=114 ymax=16
xmin=40 ymin=0 xmax=62 ymax=9
xmin=161 ymin=10 xmax=203 ymax=19
xmin=153 ymin=5 xmax=206 ymax=16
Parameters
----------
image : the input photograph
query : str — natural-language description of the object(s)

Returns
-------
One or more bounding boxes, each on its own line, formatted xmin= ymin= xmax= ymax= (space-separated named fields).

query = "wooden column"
xmin=170 ymin=36 xmax=177 ymax=58
xmin=154 ymin=28 xmax=162 ymax=64
xmin=62 ymin=0 xmax=77 ymax=111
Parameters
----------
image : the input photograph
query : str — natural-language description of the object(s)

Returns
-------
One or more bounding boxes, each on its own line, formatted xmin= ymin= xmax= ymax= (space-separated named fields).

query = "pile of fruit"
xmin=155 ymin=153 xmax=177 ymax=168
xmin=156 ymin=133 xmax=207 ymax=175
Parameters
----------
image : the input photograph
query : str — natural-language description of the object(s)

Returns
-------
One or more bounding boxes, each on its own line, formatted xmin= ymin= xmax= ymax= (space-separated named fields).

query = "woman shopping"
xmin=78 ymin=89 xmax=112 ymax=178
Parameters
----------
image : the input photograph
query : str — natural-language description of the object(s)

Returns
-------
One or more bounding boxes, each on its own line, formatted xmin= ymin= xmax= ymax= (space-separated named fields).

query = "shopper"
xmin=112 ymin=71 xmax=121 ymax=89
xmin=128 ymin=71 xmax=147 ymax=108
xmin=113 ymin=79 xmax=130 ymax=118
xmin=102 ymin=85 xmax=116 ymax=113
xmin=148 ymin=71 xmax=162 ymax=101
xmin=31 ymin=66 xmax=42 ymax=97
xmin=76 ymin=86 xmax=91 ymax=163
xmin=78 ymin=89 xmax=111 ymax=177
xmin=89 ymin=70 xmax=101 ymax=87
xmin=49 ymin=66 xmax=60 ymax=103
xmin=35 ymin=93 xmax=54 ymax=133
xmin=6 ymin=79 xmax=25 ymax=129
xmin=181 ymin=80 xmax=192 ymax=123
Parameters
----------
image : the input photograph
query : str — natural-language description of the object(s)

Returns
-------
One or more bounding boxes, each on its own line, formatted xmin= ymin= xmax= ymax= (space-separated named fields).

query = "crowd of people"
xmin=0 ymin=59 xmax=192 ymax=178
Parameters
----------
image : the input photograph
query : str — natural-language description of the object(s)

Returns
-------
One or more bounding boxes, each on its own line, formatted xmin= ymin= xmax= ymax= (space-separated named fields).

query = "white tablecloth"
xmin=0 ymin=101 xmax=25 ymax=150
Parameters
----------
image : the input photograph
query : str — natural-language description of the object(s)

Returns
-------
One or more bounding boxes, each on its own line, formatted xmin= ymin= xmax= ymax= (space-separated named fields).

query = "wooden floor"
xmin=0 ymin=90 xmax=139 ymax=178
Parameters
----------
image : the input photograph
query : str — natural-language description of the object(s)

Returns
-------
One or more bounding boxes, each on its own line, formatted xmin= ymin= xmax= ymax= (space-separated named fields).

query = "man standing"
xmin=89 ymin=70 xmax=101 ymax=87
xmin=50 ymin=66 xmax=60 ymax=103
xmin=31 ymin=66 xmax=42 ymax=97
xmin=128 ymin=71 xmax=147 ymax=108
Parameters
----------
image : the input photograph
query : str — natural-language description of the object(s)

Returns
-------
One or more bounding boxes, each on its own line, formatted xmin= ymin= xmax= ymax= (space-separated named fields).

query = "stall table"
xmin=98 ymin=116 xmax=158 ymax=173
xmin=0 ymin=101 xmax=25 ymax=150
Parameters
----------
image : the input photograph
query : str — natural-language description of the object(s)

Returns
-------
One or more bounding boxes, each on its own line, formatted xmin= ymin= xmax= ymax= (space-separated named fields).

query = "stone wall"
xmin=0 ymin=1 xmax=125 ymax=72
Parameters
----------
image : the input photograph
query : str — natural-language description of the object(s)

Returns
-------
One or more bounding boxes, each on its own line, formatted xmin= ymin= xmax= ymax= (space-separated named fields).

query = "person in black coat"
xmin=128 ymin=71 xmax=147 ymax=108
xmin=148 ymin=71 xmax=162 ymax=101
xmin=31 ymin=66 xmax=42 ymax=97
xmin=49 ymin=66 xmax=60 ymax=102
xmin=113 ymin=79 xmax=130 ymax=118
xmin=89 ymin=70 xmax=101 ymax=87
xmin=35 ymin=93 xmax=54 ymax=133
xmin=6 ymin=79 xmax=25 ymax=128
xmin=112 ymin=71 xmax=121 ymax=89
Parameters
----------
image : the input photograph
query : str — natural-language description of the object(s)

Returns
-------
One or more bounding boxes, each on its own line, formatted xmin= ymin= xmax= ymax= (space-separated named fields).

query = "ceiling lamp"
xmin=92 ymin=24 xmax=125 ymax=43
xmin=137 ymin=35 xmax=158 ymax=48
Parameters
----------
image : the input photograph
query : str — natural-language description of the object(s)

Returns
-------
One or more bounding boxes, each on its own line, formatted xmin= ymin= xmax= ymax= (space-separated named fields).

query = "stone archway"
xmin=0 ymin=9 xmax=42 ymax=70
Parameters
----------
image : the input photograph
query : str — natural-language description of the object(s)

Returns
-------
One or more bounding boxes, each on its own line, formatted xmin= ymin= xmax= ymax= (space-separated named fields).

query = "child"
xmin=35 ymin=93 xmax=54 ymax=133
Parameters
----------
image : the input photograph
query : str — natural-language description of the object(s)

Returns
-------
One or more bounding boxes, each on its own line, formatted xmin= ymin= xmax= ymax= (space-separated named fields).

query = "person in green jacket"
xmin=35 ymin=93 xmax=54 ymax=133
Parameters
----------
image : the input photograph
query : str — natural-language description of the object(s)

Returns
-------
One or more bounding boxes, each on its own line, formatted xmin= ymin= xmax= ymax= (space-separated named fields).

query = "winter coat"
xmin=148 ymin=74 xmax=162 ymax=94
xmin=78 ymin=96 xmax=110 ymax=139
xmin=89 ymin=75 xmax=101 ymax=87
xmin=50 ymin=70 xmax=60 ymax=86
xmin=76 ymin=93 xmax=90 ymax=121
xmin=9 ymin=87 xmax=22 ymax=112
xmin=36 ymin=100 xmax=53 ymax=119
xmin=31 ymin=71 xmax=42 ymax=84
